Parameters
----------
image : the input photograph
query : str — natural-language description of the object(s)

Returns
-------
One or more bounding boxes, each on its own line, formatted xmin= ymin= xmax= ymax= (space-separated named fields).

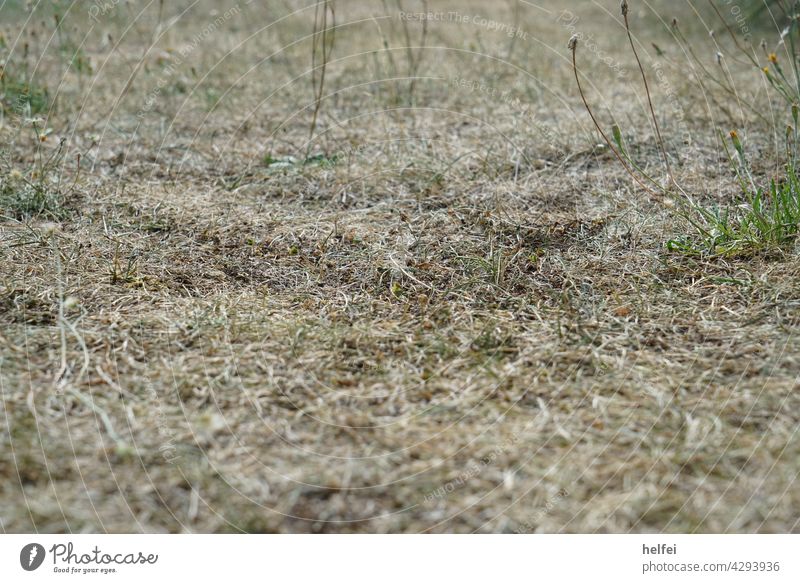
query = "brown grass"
xmin=1 ymin=0 xmax=799 ymax=533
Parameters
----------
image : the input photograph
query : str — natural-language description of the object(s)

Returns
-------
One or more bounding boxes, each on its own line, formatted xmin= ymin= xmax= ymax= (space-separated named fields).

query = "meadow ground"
xmin=1 ymin=0 xmax=799 ymax=533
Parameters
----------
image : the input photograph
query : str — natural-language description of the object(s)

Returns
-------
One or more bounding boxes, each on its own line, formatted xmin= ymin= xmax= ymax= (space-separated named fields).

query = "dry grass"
xmin=1 ymin=0 xmax=799 ymax=533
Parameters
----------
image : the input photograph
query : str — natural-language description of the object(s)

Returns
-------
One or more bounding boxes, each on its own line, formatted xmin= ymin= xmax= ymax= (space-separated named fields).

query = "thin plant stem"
xmin=307 ymin=0 xmax=336 ymax=160
xmin=570 ymin=36 xmax=660 ymax=197
xmin=621 ymin=1 xmax=674 ymax=188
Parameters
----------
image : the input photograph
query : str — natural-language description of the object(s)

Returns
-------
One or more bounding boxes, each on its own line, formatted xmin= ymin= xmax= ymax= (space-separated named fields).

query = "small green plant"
xmin=109 ymin=241 xmax=141 ymax=285
xmin=668 ymin=129 xmax=800 ymax=255
xmin=570 ymin=0 xmax=800 ymax=257
xmin=472 ymin=244 xmax=512 ymax=287
xmin=0 ymin=120 xmax=71 ymax=219
xmin=0 ymin=66 xmax=50 ymax=116
xmin=263 ymin=152 xmax=340 ymax=170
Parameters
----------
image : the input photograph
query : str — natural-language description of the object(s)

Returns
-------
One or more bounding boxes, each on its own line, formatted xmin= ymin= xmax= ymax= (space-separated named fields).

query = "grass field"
xmin=1 ymin=0 xmax=799 ymax=533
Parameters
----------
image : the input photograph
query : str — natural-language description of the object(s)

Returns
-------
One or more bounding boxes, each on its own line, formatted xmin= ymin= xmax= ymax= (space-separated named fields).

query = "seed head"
xmin=769 ymin=52 xmax=778 ymax=63
xmin=621 ymin=0 xmax=628 ymax=17
xmin=568 ymin=34 xmax=578 ymax=51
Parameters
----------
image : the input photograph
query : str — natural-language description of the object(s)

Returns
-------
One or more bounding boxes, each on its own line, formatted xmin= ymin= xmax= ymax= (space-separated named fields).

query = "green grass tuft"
xmin=1 ymin=73 xmax=50 ymax=116
xmin=669 ymin=172 xmax=800 ymax=256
